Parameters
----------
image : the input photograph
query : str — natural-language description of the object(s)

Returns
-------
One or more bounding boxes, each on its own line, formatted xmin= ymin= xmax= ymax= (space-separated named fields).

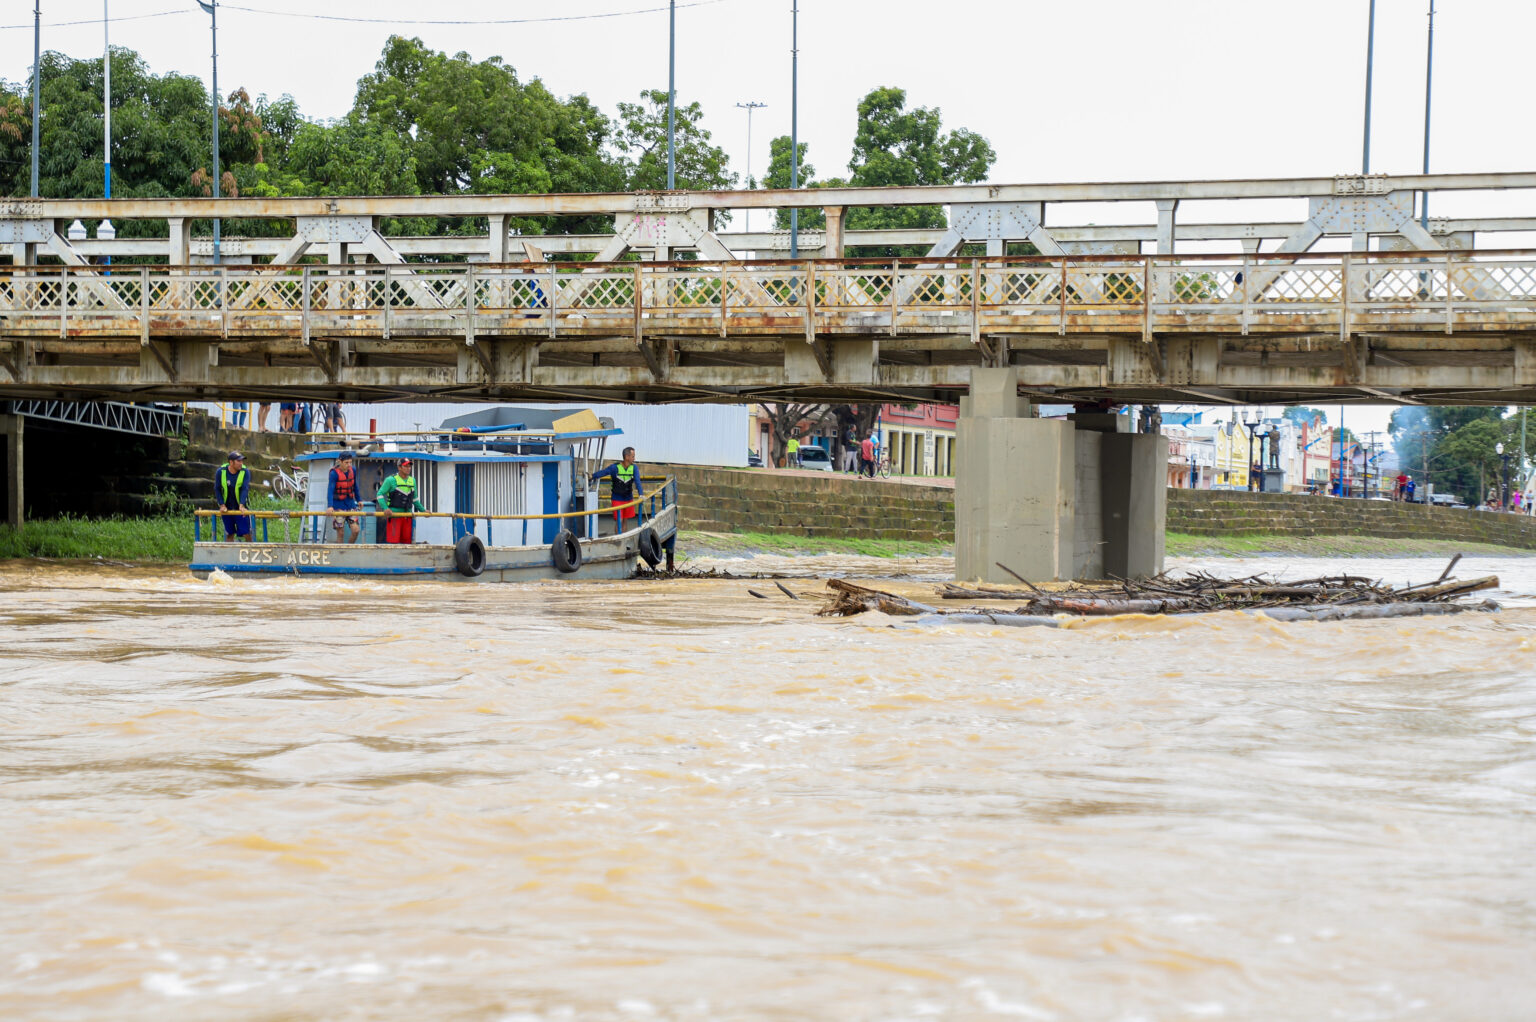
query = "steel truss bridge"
xmin=2 ymin=171 xmax=1535 ymax=406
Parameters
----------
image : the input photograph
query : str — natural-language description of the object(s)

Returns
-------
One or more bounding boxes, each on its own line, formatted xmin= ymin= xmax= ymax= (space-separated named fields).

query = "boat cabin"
xmin=296 ymin=407 xmax=623 ymax=545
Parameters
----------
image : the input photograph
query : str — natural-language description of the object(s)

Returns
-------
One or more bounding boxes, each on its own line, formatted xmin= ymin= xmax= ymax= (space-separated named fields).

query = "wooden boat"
xmin=189 ymin=411 xmax=677 ymax=582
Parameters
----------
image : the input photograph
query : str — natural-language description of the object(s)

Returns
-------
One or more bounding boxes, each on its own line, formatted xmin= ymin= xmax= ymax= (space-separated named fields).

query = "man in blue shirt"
xmin=591 ymin=447 xmax=645 ymax=532
xmin=215 ymin=452 xmax=251 ymax=541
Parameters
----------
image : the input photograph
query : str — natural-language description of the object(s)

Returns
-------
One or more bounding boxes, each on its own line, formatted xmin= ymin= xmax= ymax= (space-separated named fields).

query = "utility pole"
xmin=103 ymin=0 xmax=110 ymax=201
xmin=666 ymin=0 xmax=676 ymax=190
xmin=1363 ymin=0 xmax=1376 ymax=174
xmin=735 ymin=101 xmax=765 ymax=232
xmin=30 ymin=0 xmax=40 ymax=198
xmin=1420 ymin=0 xmax=1436 ymax=228
xmin=789 ymin=0 xmax=799 ymax=258
xmin=196 ymin=0 xmax=221 ymax=263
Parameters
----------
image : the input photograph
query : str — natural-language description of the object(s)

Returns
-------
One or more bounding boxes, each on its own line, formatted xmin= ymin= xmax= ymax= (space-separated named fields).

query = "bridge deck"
xmin=3 ymin=254 xmax=1536 ymax=405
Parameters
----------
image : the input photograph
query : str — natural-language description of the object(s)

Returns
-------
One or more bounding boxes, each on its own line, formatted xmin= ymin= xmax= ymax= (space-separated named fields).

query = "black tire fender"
xmin=453 ymin=534 xmax=486 ymax=577
xmin=552 ymin=529 xmax=583 ymax=574
xmin=637 ymin=527 xmax=663 ymax=567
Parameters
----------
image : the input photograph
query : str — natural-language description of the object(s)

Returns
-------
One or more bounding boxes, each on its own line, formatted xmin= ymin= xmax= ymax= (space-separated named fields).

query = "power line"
xmin=219 ymin=0 xmax=730 ymax=26
xmin=1 ymin=0 xmax=732 ymax=32
xmin=1 ymin=9 xmax=187 ymax=31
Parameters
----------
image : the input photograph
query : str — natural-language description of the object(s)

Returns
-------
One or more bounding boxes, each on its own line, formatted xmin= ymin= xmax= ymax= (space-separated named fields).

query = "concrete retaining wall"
xmin=659 ymin=465 xmax=1536 ymax=552
xmin=1167 ymin=489 xmax=1536 ymax=550
xmin=660 ymin=465 xmax=955 ymax=543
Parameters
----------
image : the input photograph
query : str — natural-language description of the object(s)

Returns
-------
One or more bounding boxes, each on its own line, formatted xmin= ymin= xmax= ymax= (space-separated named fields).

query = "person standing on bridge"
xmin=377 ymin=458 xmax=427 ymax=544
xmin=591 ymin=447 xmax=645 ymax=533
xmin=327 ymin=451 xmax=361 ymax=544
xmin=215 ymin=452 xmax=252 ymax=543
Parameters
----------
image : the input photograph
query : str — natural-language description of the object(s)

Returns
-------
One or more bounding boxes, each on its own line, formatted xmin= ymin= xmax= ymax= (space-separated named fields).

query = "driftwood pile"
xmin=816 ymin=556 xmax=1500 ymax=625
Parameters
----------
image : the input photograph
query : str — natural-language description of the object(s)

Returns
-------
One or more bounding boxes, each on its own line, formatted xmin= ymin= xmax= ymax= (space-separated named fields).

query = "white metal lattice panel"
xmin=473 ymin=462 xmax=526 ymax=517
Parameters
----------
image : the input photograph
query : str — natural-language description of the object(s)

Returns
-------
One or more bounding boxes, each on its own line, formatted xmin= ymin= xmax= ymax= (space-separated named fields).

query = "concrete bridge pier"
xmin=955 ymin=369 xmax=1166 ymax=582
xmin=1 ymin=414 xmax=21 ymax=530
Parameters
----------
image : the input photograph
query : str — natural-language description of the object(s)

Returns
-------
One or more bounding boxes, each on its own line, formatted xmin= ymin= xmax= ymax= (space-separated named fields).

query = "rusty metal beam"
xmin=6 ymin=171 xmax=1536 ymax=222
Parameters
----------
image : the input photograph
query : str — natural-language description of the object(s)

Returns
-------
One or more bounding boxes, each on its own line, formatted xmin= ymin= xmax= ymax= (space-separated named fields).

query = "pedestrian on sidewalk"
xmin=786 ymin=434 xmax=800 ymax=468
xmin=859 ymin=434 xmax=875 ymax=477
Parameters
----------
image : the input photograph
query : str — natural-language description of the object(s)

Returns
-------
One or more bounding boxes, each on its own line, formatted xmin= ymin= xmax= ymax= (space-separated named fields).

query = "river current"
xmin=2 ymin=554 xmax=1533 ymax=1020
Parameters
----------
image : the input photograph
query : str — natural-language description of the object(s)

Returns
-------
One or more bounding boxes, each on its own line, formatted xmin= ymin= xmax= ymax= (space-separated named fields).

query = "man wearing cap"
xmin=326 ymin=451 xmax=361 ymax=544
xmin=376 ymin=458 xmax=427 ymax=544
xmin=215 ymin=452 xmax=252 ymax=542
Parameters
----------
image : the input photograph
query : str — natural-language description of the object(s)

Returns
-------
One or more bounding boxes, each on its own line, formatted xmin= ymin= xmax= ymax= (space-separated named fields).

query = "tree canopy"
xmin=2 ymin=43 xmax=998 ymax=256
xmin=1390 ymin=406 xmax=1521 ymax=503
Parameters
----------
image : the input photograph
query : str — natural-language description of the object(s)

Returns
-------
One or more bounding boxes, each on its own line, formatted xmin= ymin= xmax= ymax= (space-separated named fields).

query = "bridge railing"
xmin=3 ymin=252 xmax=1535 ymax=339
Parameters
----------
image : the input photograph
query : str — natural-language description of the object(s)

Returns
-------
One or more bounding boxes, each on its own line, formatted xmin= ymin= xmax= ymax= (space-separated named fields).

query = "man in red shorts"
xmin=376 ymin=458 xmax=427 ymax=543
xmin=591 ymin=446 xmax=644 ymax=533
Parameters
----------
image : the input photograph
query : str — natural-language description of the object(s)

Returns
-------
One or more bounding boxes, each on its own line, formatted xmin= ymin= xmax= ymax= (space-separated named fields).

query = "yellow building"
xmin=1194 ymin=421 xmax=1250 ymax=489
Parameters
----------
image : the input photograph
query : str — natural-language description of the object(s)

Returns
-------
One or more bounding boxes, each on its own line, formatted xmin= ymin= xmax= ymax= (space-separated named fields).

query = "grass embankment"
xmin=677 ymin=529 xmax=951 ymax=560
xmin=0 ymin=496 xmax=303 ymax=563
xmin=1166 ymin=531 xmax=1535 ymax=558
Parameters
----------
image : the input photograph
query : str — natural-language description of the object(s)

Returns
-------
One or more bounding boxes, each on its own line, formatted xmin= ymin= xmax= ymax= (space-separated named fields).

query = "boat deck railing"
xmin=193 ymin=477 xmax=678 ymax=547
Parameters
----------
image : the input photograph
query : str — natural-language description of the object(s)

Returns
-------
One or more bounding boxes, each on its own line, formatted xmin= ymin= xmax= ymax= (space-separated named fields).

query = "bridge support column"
xmin=956 ymin=369 xmax=1165 ymax=582
xmin=1 ymin=414 xmax=21 ymax=530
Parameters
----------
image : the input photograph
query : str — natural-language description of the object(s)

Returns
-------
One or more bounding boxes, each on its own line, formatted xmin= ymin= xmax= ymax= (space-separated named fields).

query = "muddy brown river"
xmin=2 ymin=554 xmax=1534 ymax=1020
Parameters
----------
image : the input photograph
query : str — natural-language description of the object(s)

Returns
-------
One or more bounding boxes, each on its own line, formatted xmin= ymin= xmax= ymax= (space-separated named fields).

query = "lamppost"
xmin=788 ymin=0 xmax=799 ymax=258
xmin=31 ymin=0 xmax=41 ymax=198
xmin=1243 ymin=416 xmax=1263 ymax=492
xmin=196 ymin=0 xmax=221 ymax=264
xmin=666 ymin=0 xmax=675 ymax=189
xmin=1362 ymin=0 xmax=1377 ymax=174
xmin=736 ymin=101 xmax=765 ymax=232
xmin=1497 ymin=442 xmax=1510 ymax=511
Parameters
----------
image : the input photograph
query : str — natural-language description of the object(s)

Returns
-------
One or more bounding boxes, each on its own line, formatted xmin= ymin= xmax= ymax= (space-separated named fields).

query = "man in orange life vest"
xmin=591 ymin=446 xmax=644 ymax=532
xmin=326 ymin=451 xmax=361 ymax=543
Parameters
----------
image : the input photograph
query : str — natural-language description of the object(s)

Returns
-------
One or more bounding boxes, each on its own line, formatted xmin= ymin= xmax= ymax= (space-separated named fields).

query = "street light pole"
xmin=1497 ymin=442 xmax=1509 ymax=510
xmin=196 ymin=0 xmax=220 ymax=263
xmin=103 ymin=0 xmax=110 ymax=202
xmin=1363 ymin=0 xmax=1377 ymax=174
xmin=30 ymin=0 xmax=40 ymax=198
xmin=736 ymin=101 xmax=765 ymax=232
xmin=789 ymin=0 xmax=799 ymax=258
xmin=1420 ymin=0 xmax=1436 ymax=228
xmin=666 ymin=0 xmax=675 ymax=190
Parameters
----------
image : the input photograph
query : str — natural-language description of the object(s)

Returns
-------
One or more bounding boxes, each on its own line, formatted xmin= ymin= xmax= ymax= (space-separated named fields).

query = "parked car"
xmin=797 ymin=445 xmax=834 ymax=471
xmin=1428 ymin=493 xmax=1461 ymax=508
xmin=747 ymin=450 xmax=763 ymax=468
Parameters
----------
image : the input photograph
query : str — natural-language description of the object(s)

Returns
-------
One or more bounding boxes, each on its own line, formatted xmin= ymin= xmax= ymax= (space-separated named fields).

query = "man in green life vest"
xmin=377 ymin=457 xmax=427 ymax=544
xmin=591 ymin=446 xmax=645 ymax=532
xmin=215 ymin=451 xmax=252 ymax=541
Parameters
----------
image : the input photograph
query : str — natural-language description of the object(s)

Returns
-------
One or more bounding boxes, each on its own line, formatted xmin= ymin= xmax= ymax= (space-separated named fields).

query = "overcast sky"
xmin=5 ymin=0 xmax=1534 ymax=432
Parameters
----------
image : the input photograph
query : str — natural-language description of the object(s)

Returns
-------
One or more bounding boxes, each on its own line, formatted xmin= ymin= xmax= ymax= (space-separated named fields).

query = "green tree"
xmin=283 ymin=116 xmax=418 ymax=196
xmin=762 ymin=135 xmax=843 ymax=231
xmin=351 ymin=36 xmax=624 ymax=233
xmin=1 ymin=48 xmax=213 ymax=204
xmin=845 ymin=86 xmax=995 ymax=233
xmin=1390 ymin=406 xmax=1511 ymax=503
xmin=614 ymin=89 xmax=735 ymax=192
xmin=1282 ymin=406 xmax=1329 ymax=428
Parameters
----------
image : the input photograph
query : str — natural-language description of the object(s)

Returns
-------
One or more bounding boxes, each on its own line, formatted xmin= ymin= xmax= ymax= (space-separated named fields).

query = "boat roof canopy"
xmin=438 ymin=406 xmax=617 ymax=433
